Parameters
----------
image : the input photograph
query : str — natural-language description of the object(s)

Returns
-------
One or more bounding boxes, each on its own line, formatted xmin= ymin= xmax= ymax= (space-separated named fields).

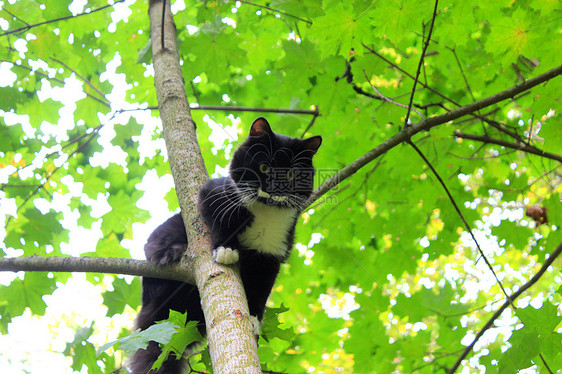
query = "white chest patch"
xmin=238 ymin=202 xmax=297 ymax=257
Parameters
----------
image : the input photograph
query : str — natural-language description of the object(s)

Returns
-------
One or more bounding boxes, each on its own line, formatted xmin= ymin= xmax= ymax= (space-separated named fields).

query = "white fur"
xmin=238 ymin=202 xmax=297 ymax=257
xmin=213 ymin=246 xmax=239 ymax=264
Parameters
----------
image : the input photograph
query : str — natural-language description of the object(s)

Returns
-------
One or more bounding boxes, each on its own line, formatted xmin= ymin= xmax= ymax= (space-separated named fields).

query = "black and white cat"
xmin=130 ymin=117 xmax=321 ymax=373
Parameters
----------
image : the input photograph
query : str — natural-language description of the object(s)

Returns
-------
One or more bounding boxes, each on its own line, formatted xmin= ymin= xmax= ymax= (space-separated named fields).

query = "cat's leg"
xmin=144 ymin=214 xmax=187 ymax=265
xmin=238 ymin=252 xmax=282 ymax=338
xmin=198 ymin=178 xmax=253 ymax=266
xmin=131 ymin=214 xmax=203 ymax=374
xmin=131 ymin=278 xmax=200 ymax=374
xmin=207 ymin=221 xmax=246 ymax=266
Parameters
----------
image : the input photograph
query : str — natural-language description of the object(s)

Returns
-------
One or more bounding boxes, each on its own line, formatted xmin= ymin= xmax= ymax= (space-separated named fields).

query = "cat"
xmin=130 ymin=117 xmax=322 ymax=373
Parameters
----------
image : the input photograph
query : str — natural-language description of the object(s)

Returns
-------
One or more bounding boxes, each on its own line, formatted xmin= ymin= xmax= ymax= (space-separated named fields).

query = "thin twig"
xmin=190 ymin=81 xmax=200 ymax=105
xmin=0 ymin=0 xmax=126 ymax=37
xmin=190 ymin=105 xmax=318 ymax=115
xmin=238 ymin=0 xmax=311 ymax=24
xmin=300 ymin=106 xmax=320 ymax=138
xmin=313 ymin=156 xmax=385 ymax=229
xmin=362 ymin=70 xmax=424 ymax=119
xmin=454 ymin=132 xmax=562 ymax=164
xmin=3 ymin=60 xmax=111 ymax=107
xmin=1 ymin=8 xmax=30 ymax=27
xmin=407 ymin=140 xmax=512 ymax=303
xmin=404 ymin=0 xmax=439 ymax=126
xmin=447 ymin=241 xmax=562 ymax=374
xmin=103 ymin=105 xmax=319 ymax=116
xmin=450 ymin=48 xmax=475 ymax=102
xmin=50 ymin=57 xmax=109 ymax=105
xmin=446 ymin=149 xmax=517 ymax=160
xmin=411 ymin=349 xmax=465 ymax=372
xmin=8 ymin=127 xmax=101 ymax=223
xmin=539 ymin=353 xmax=554 ymax=374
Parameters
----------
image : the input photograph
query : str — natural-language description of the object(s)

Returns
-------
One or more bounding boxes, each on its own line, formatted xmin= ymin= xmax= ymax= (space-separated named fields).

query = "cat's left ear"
xmin=304 ymin=136 xmax=322 ymax=154
xmin=250 ymin=117 xmax=273 ymax=137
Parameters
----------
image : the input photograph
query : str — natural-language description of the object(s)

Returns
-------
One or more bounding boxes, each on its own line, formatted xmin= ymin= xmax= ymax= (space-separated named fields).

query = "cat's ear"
xmin=250 ymin=117 xmax=273 ymax=137
xmin=304 ymin=136 xmax=322 ymax=154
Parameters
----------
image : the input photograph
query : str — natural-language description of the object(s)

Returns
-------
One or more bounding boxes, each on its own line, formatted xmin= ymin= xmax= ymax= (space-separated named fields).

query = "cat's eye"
xmin=286 ymin=171 xmax=295 ymax=181
xmin=259 ymin=163 xmax=270 ymax=173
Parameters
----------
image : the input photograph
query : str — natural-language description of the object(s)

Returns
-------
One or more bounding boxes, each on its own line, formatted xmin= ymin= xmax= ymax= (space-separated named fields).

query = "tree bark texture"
xmin=148 ymin=0 xmax=261 ymax=372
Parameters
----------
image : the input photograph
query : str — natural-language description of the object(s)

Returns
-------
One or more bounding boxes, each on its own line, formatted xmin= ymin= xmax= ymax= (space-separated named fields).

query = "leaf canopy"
xmin=0 ymin=0 xmax=560 ymax=373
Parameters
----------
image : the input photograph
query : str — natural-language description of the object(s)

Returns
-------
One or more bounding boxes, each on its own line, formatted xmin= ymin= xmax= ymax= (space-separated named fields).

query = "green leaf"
xmin=97 ymin=322 xmax=180 ymax=356
xmin=261 ymin=304 xmax=296 ymax=343
xmin=153 ymin=311 xmax=203 ymax=371
xmin=308 ymin=2 xmax=372 ymax=57
xmin=102 ymin=277 xmax=141 ymax=316
xmin=0 ymin=272 xmax=56 ymax=329
xmin=63 ymin=324 xmax=103 ymax=374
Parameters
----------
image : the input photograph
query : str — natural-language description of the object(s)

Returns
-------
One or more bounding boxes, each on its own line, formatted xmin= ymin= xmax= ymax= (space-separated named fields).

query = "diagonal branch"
xmin=447 ymin=241 xmax=562 ymax=374
xmin=0 ymin=0 xmax=126 ymax=37
xmin=407 ymin=140 xmax=512 ymax=302
xmin=308 ymin=64 xmax=562 ymax=206
xmin=454 ymin=132 xmax=562 ymax=163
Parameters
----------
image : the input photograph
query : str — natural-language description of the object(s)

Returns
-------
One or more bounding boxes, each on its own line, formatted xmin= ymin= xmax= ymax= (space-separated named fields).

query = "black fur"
xmin=130 ymin=118 xmax=321 ymax=373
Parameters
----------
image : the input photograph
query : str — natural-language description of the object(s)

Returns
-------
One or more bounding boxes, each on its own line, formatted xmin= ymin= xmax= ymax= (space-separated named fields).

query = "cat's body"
xmin=130 ymin=118 xmax=321 ymax=373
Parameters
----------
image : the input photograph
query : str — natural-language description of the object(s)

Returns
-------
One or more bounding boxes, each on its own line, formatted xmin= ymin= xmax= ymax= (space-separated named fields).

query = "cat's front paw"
xmin=213 ymin=246 xmax=239 ymax=265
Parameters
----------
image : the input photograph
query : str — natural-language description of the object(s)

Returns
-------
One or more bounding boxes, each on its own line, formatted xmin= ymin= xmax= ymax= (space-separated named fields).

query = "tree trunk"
xmin=148 ymin=0 xmax=261 ymax=372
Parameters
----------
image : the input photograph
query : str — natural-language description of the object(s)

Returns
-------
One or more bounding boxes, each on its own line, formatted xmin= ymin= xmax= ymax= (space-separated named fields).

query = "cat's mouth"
xmin=257 ymin=188 xmax=288 ymax=203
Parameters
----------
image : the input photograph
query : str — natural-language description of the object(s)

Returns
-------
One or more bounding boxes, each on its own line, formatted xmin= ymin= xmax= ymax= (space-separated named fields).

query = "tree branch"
xmin=0 ymin=255 xmax=195 ymax=284
xmin=447 ymin=241 xmax=562 ymax=374
xmin=308 ymin=64 xmax=562 ymax=206
xmin=454 ymin=132 xmax=562 ymax=163
xmin=0 ymin=0 xmax=126 ymax=38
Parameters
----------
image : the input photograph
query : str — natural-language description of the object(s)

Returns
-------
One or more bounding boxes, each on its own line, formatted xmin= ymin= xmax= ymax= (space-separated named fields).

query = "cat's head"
xmin=230 ymin=117 xmax=322 ymax=210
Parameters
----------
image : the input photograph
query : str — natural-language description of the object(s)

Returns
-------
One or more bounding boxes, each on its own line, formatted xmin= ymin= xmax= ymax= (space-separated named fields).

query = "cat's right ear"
xmin=304 ymin=136 xmax=322 ymax=154
xmin=250 ymin=117 xmax=273 ymax=137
